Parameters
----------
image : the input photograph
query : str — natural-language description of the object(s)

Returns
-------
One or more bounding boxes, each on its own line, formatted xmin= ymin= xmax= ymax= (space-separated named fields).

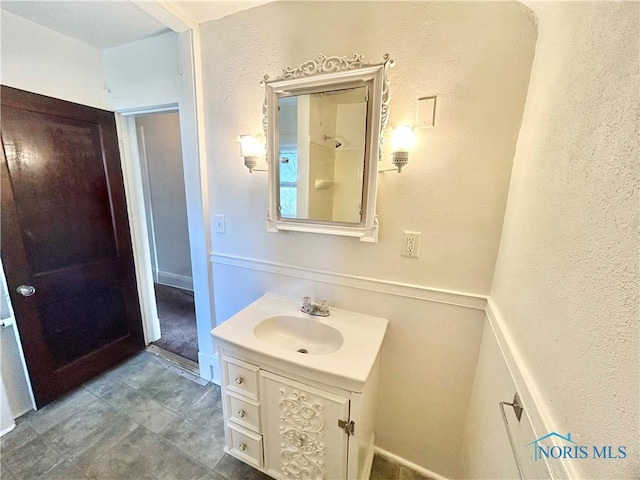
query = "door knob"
xmin=16 ymin=285 xmax=35 ymax=297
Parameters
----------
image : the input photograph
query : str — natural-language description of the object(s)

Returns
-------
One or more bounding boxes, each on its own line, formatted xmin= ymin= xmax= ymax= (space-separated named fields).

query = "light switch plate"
xmin=416 ymin=96 xmax=437 ymax=128
xmin=214 ymin=214 xmax=225 ymax=234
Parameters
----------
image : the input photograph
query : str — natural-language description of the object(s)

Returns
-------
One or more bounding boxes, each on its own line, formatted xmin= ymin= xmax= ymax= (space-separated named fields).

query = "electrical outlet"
xmin=214 ymin=214 xmax=225 ymax=234
xmin=402 ymin=231 xmax=421 ymax=257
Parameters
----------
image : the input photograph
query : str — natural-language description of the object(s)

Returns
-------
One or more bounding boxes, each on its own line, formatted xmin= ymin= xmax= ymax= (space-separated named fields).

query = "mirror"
xmin=263 ymin=54 xmax=393 ymax=242
xmin=278 ymin=86 xmax=367 ymax=224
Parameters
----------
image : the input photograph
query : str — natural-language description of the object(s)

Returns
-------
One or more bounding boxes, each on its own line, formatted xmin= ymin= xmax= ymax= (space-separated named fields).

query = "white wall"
xmin=489 ymin=2 xmax=639 ymax=479
xmin=201 ymin=2 xmax=536 ymax=476
xmin=102 ymin=31 xmax=181 ymax=111
xmin=0 ymin=10 xmax=106 ymax=109
xmin=136 ymin=112 xmax=193 ymax=290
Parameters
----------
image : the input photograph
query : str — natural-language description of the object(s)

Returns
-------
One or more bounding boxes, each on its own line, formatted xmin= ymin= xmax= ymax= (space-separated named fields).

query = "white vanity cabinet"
xmin=212 ymin=294 xmax=388 ymax=480
xmin=221 ymin=355 xmax=263 ymax=468
xmin=261 ymin=370 xmax=350 ymax=480
xmin=219 ymin=350 xmax=381 ymax=480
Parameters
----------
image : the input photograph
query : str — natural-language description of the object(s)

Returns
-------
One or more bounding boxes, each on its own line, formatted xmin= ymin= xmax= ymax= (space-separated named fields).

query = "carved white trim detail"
xmin=378 ymin=56 xmax=393 ymax=161
xmin=261 ymin=53 xmax=394 ymax=161
xmin=266 ymin=53 xmax=368 ymax=81
xmin=278 ymin=388 xmax=325 ymax=479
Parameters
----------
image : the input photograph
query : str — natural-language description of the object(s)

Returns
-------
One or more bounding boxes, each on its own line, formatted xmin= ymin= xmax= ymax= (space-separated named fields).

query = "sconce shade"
xmin=390 ymin=125 xmax=416 ymax=173
xmin=238 ymin=134 xmax=263 ymax=157
xmin=392 ymin=151 xmax=409 ymax=172
xmin=237 ymin=134 xmax=264 ymax=173
xmin=391 ymin=125 xmax=417 ymax=152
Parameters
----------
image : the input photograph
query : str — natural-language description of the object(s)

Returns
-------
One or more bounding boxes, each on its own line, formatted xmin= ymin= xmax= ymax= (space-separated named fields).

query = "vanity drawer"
xmin=226 ymin=422 xmax=263 ymax=468
xmin=223 ymin=355 xmax=259 ymax=400
xmin=226 ymin=392 xmax=260 ymax=432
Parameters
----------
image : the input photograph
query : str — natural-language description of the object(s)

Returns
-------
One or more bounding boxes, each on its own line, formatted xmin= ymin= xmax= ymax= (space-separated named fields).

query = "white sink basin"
xmin=253 ymin=315 xmax=344 ymax=355
xmin=211 ymin=294 xmax=388 ymax=392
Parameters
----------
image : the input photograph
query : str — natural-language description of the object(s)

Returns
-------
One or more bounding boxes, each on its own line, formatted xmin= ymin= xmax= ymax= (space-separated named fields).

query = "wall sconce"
xmin=237 ymin=134 xmax=265 ymax=173
xmin=390 ymin=125 xmax=417 ymax=172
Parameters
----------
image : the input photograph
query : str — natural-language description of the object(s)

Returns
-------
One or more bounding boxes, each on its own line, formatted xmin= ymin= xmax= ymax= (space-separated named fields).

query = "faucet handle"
xmin=319 ymin=299 xmax=329 ymax=313
xmin=302 ymin=296 xmax=311 ymax=307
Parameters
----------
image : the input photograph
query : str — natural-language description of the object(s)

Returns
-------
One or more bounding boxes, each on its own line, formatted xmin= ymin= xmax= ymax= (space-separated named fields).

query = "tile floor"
xmin=0 ymin=351 xmax=427 ymax=480
xmin=0 ymin=352 xmax=267 ymax=480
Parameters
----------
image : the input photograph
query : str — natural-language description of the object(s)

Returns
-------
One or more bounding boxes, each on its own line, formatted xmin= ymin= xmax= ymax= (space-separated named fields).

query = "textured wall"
xmin=201 ymin=1 xmax=536 ymax=476
xmin=0 ymin=11 xmax=106 ymax=108
xmin=490 ymin=2 xmax=639 ymax=478
xmin=201 ymin=0 xmax=536 ymax=295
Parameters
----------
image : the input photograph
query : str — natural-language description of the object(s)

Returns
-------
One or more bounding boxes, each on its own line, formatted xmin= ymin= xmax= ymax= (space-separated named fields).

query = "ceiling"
xmin=168 ymin=1 xmax=273 ymax=25
xmin=0 ymin=1 xmax=273 ymax=50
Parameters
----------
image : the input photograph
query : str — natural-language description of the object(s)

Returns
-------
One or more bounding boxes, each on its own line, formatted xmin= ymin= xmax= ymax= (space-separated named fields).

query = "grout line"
xmin=153 ymin=424 xmax=217 ymax=475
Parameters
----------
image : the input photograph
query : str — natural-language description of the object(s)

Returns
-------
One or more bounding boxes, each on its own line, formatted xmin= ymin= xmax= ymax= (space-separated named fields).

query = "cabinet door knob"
xmin=235 ymin=377 xmax=243 ymax=384
xmin=237 ymin=410 xmax=245 ymax=418
xmin=238 ymin=443 xmax=246 ymax=451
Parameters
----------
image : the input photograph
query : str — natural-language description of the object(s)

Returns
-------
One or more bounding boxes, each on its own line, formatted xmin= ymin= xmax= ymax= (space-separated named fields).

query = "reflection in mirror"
xmin=264 ymin=54 xmax=393 ymax=242
xmin=277 ymin=87 xmax=367 ymax=224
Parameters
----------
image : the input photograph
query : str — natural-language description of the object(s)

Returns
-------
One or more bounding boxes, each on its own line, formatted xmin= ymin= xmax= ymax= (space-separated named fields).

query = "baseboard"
xmin=211 ymin=351 xmax=221 ymax=386
xmin=198 ymin=351 xmax=220 ymax=385
xmin=0 ymin=423 xmax=16 ymax=437
xmin=373 ymin=446 xmax=449 ymax=480
xmin=157 ymin=271 xmax=193 ymax=291
xmin=361 ymin=438 xmax=375 ymax=480
xmin=14 ymin=406 xmax=34 ymax=418
xmin=211 ymin=253 xmax=487 ymax=310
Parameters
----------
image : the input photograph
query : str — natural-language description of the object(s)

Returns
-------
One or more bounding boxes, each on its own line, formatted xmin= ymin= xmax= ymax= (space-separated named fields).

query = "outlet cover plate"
xmin=402 ymin=231 xmax=421 ymax=257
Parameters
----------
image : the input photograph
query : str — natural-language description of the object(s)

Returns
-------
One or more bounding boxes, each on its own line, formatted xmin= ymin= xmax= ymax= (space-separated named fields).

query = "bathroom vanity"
xmin=211 ymin=294 xmax=388 ymax=480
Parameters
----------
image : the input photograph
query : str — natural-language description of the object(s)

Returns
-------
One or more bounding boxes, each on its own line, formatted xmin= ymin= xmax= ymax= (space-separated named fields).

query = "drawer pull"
xmin=239 ymin=443 xmax=247 ymax=451
xmin=235 ymin=377 xmax=243 ymax=384
xmin=237 ymin=410 xmax=246 ymax=418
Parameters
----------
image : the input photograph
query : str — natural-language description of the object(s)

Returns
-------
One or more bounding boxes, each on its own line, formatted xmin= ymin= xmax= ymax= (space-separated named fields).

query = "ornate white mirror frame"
xmin=263 ymin=54 xmax=393 ymax=243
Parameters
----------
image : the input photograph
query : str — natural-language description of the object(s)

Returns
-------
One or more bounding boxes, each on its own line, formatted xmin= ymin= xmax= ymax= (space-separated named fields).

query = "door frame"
xmin=113 ymin=28 xmax=217 ymax=382
xmin=133 ymin=112 xmax=161 ymax=286
xmin=115 ymin=105 xmax=176 ymax=346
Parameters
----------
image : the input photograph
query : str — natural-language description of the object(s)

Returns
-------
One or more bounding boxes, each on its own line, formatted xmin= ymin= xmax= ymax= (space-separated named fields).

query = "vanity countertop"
xmin=211 ymin=294 xmax=388 ymax=393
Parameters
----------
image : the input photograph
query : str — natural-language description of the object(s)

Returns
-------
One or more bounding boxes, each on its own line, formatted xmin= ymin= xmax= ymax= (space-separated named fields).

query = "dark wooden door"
xmin=1 ymin=86 xmax=144 ymax=407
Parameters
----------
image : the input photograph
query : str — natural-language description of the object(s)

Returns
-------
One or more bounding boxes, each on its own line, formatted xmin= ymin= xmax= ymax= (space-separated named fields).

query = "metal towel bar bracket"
xmin=499 ymin=392 xmax=525 ymax=480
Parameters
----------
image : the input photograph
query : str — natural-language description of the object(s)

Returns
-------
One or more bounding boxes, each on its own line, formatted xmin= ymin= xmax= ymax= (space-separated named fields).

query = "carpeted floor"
xmin=152 ymin=283 xmax=198 ymax=362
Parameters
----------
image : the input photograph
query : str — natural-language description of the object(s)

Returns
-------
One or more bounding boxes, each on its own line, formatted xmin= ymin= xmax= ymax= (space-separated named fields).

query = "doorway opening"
xmin=131 ymin=110 xmax=198 ymax=370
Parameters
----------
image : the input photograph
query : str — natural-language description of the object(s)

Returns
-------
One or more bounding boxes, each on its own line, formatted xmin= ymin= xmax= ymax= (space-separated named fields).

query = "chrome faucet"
xmin=301 ymin=296 xmax=330 ymax=317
